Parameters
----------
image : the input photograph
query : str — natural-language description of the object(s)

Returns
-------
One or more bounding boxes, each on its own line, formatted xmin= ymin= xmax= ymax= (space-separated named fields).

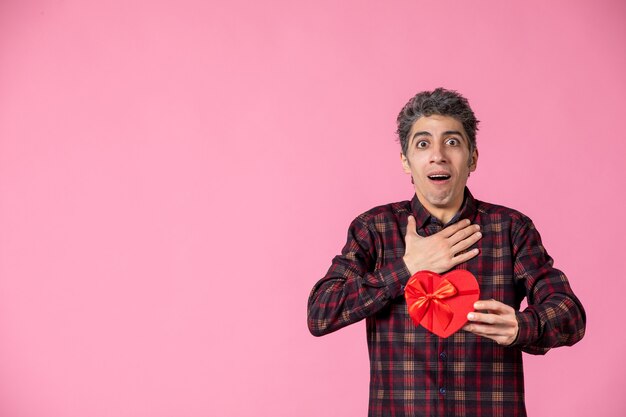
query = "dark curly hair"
xmin=396 ymin=88 xmax=479 ymax=157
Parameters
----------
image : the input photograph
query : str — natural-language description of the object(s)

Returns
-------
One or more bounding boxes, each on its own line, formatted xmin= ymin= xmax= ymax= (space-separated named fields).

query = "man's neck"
xmin=417 ymin=198 xmax=464 ymax=225
xmin=428 ymin=207 xmax=459 ymax=225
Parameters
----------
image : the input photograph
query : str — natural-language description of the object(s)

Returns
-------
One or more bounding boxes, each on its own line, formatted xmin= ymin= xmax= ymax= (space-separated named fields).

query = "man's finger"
xmin=467 ymin=311 xmax=502 ymax=325
xmin=405 ymin=215 xmax=420 ymax=238
xmin=463 ymin=326 xmax=512 ymax=346
xmin=450 ymin=230 xmax=482 ymax=255
xmin=462 ymin=323 xmax=501 ymax=336
xmin=449 ymin=248 xmax=480 ymax=267
xmin=438 ymin=218 xmax=472 ymax=238
xmin=473 ymin=299 xmax=512 ymax=314
xmin=448 ymin=223 xmax=481 ymax=245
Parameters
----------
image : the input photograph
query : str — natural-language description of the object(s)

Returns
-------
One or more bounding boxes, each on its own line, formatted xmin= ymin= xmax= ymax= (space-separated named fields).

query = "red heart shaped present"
xmin=404 ymin=270 xmax=480 ymax=338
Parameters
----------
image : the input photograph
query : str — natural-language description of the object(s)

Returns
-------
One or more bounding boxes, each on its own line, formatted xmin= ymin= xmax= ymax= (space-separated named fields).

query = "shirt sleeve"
xmin=510 ymin=217 xmax=586 ymax=354
xmin=307 ymin=216 xmax=412 ymax=337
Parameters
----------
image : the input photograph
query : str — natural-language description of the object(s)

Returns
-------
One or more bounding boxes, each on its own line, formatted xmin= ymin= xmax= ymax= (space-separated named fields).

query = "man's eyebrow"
xmin=411 ymin=131 xmax=432 ymax=140
xmin=411 ymin=130 xmax=466 ymax=140
xmin=443 ymin=130 xmax=465 ymax=137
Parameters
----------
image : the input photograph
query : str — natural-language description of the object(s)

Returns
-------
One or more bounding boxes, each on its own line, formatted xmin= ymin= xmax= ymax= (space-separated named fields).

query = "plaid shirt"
xmin=308 ymin=188 xmax=585 ymax=417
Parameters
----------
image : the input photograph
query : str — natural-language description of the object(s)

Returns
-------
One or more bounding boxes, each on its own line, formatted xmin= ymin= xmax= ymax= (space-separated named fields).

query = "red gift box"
xmin=404 ymin=270 xmax=480 ymax=338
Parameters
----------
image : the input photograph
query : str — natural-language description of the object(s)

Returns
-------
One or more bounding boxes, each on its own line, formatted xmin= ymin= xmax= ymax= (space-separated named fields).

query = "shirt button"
xmin=439 ymin=387 xmax=446 ymax=395
xmin=439 ymin=352 xmax=447 ymax=360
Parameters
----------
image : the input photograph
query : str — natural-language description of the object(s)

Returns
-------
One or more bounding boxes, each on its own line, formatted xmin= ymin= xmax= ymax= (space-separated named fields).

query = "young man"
xmin=307 ymin=88 xmax=585 ymax=417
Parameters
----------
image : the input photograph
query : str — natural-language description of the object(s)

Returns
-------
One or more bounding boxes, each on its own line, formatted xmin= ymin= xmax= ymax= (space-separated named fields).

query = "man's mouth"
xmin=427 ymin=174 xmax=451 ymax=182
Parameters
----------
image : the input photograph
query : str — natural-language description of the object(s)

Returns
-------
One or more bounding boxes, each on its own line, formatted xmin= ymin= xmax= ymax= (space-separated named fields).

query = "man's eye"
xmin=416 ymin=141 xmax=428 ymax=148
xmin=446 ymin=138 xmax=460 ymax=146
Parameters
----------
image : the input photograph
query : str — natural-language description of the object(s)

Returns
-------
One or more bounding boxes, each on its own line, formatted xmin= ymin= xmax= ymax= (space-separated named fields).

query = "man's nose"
xmin=429 ymin=144 xmax=447 ymax=163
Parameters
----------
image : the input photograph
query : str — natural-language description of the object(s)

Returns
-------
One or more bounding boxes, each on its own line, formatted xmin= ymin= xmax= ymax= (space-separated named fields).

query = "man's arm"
xmin=463 ymin=217 xmax=586 ymax=353
xmin=307 ymin=215 xmax=482 ymax=336
xmin=307 ymin=216 xmax=408 ymax=336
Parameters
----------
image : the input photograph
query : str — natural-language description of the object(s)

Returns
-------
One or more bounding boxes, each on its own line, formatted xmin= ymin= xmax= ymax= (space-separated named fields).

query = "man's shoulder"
xmin=354 ymin=200 xmax=411 ymax=225
xmin=474 ymin=197 xmax=533 ymax=226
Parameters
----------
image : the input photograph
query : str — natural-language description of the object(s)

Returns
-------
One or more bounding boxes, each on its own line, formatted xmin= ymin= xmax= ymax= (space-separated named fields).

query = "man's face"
xmin=401 ymin=115 xmax=478 ymax=219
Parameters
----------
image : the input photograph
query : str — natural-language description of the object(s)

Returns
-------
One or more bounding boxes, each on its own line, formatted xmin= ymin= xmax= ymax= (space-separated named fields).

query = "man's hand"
xmin=402 ymin=216 xmax=482 ymax=275
xmin=462 ymin=300 xmax=519 ymax=346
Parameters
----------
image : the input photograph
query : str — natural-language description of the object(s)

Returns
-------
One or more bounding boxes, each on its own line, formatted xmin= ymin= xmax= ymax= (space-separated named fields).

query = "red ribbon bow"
xmin=405 ymin=276 xmax=458 ymax=330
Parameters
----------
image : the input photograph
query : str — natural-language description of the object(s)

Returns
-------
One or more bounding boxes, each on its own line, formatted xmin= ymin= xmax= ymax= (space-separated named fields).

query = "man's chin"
xmin=422 ymin=192 xmax=463 ymax=212
xmin=425 ymin=195 xmax=453 ymax=208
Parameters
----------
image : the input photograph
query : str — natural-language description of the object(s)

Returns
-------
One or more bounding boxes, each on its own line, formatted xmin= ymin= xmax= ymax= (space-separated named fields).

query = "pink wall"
xmin=1 ymin=0 xmax=624 ymax=416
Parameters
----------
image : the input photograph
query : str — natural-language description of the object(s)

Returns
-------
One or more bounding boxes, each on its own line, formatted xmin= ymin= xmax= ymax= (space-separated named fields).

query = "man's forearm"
xmin=513 ymin=287 xmax=586 ymax=353
xmin=511 ymin=219 xmax=586 ymax=353
xmin=307 ymin=257 xmax=410 ymax=336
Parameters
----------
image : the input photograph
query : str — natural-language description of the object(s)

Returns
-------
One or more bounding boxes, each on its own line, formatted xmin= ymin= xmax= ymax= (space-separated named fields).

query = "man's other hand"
xmin=402 ymin=216 xmax=482 ymax=275
xmin=462 ymin=299 xmax=519 ymax=346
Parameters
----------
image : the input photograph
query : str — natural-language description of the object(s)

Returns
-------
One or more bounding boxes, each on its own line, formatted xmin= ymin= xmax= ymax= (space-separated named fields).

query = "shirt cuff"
xmin=376 ymin=258 xmax=412 ymax=299
xmin=512 ymin=309 xmax=538 ymax=347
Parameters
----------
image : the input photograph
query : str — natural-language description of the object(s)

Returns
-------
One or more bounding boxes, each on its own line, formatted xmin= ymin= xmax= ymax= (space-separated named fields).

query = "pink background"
xmin=1 ymin=0 xmax=624 ymax=416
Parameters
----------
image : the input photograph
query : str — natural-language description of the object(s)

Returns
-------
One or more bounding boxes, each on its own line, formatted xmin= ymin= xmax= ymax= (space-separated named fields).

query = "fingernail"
xmin=474 ymin=302 xmax=480 ymax=309
xmin=467 ymin=313 xmax=475 ymax=320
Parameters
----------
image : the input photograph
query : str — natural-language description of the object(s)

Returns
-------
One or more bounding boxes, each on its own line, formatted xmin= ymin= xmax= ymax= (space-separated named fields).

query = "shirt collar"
xmin=410 ymin=187 xmax=478 ymax=230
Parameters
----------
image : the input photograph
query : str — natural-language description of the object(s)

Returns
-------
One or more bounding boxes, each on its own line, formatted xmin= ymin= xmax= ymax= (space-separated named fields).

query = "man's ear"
xmin=400 ymin=152 xmax=411 ymax=174
xmin=469 ymin=148 xmax=479 ymax=172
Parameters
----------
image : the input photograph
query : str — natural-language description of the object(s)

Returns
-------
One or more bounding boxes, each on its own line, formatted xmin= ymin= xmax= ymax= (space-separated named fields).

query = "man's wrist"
xmin=402 ymin=256 xmax=412 ymax=275
xmin=378 ymin=258 xmax=413 ymax=298
xmin=505 ymin=319 xmax=521 ymax=346
xmin=510 ymin=310 xmax=536 ymax=347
